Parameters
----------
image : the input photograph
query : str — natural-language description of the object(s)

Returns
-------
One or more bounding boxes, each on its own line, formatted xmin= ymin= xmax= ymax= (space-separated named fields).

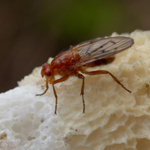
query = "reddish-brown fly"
xmin=37 ymin=37 xmax=134 ymax=114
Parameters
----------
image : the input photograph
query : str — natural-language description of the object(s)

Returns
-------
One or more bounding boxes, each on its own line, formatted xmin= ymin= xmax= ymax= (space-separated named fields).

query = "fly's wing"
xmin=70 ymin=37 xmax=134 ymax=67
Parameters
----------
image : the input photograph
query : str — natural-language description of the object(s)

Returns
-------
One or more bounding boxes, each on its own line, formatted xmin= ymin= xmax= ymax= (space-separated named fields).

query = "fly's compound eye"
xmin=41 ymin=63 xmax=51 ymax=77
xmin=45 ymin=68 xmax=51 ymax=77
xmin=42 ymin=63 xmax=49 ymax=69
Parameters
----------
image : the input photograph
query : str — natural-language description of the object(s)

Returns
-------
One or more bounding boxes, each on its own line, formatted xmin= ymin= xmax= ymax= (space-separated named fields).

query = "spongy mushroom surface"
xmin=1 ymin=30 xmax=150 ymax=150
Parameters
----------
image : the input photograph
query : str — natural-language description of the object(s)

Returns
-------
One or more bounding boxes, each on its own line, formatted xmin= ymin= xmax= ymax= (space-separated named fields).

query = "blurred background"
xmin=0 ymin=0 xmax=150 ymax=93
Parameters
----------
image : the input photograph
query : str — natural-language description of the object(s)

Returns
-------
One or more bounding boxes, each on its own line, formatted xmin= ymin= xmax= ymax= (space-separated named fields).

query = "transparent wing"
xmin=70 ymin=36 xmax=134 ymax=67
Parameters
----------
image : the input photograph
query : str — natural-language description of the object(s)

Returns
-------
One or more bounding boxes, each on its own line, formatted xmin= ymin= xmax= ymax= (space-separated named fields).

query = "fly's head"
xmin=41 ymin=63 xmax=55 ymax=84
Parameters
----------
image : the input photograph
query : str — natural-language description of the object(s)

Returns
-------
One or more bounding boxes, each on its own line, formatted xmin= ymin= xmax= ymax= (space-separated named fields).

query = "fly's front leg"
xmin=81 ymin=68 xmax=131 ymax=93
xmin=78 ymin=74 xmax=85 ymax=113
xmin=36 ymin=80 xmax=49 ymax=96
xmin=52 ymin=76 xmax=69 ymax=114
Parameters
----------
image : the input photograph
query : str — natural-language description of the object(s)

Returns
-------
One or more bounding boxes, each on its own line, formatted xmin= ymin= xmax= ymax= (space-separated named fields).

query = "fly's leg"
xmin=52 ymin=76 xmax=69 ymax=114
xmin=78 ymin=74 xmax=85 ymax=113
xmin=81 ymin=69 xmax=131 ymax=93
xmin=36 ymin=80 xmax=49 ymax=96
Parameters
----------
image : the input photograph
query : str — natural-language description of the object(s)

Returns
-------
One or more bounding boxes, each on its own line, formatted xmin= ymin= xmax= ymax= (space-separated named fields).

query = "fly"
xmin=36 ymin=36 xmax=134 ymax=114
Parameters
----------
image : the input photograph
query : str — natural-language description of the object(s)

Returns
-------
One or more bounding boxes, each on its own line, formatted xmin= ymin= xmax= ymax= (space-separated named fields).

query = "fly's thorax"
xmin=51 ymin=51 xmax=80 ymax=70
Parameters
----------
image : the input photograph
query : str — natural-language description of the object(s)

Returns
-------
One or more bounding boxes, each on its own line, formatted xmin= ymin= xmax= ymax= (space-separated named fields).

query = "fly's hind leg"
xmin=80 ymin=68 xmax=131 ymax=93
xmin=78 ymin=74 xmax=85 ymax=113
xmin=36 ymin=80 xmax=49 ymax=96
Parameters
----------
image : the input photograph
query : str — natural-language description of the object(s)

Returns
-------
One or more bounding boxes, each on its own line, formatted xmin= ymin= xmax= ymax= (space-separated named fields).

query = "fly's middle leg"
xmin=78 ymin=73 xmax=85 ymax=113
